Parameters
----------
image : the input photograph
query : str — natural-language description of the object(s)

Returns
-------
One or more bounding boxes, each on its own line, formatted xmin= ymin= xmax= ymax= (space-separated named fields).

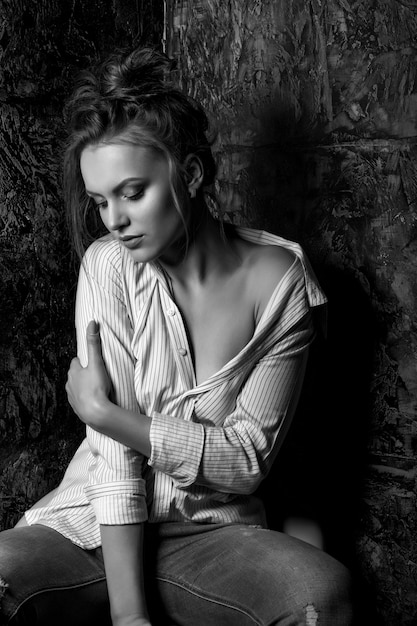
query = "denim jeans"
xmin=0 ymin=523 xmax=352 ymax=625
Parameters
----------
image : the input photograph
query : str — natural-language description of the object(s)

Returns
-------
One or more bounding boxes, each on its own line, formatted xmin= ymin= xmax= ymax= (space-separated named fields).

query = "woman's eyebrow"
xmin=85 ymin=177 xmax=146 ymax=197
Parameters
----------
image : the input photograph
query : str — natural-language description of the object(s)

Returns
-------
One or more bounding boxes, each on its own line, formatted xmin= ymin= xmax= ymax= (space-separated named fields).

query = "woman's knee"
xmin=297 ymin=555 xmax=353 ymax=626
xmin=0 ymin=527 xmax=35 ymax=623
xmin=0 ymin=525 xmax=109 ymax=625
xmin=0 ymin=527 xmax=33 ymax=591
xmin=231 ymin=526 xmax=353 ymax=625
xmin=271 ymin=532 xmax=353 ymax=625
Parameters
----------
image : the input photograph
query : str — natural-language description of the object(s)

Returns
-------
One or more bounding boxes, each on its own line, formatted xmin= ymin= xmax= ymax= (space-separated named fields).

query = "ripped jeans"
xmin=0 ymin=522 xmax=353 ymax=625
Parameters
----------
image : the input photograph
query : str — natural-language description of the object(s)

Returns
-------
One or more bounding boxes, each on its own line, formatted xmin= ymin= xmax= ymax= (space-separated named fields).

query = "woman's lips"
xmin=119 ymin=235 xmax=144 ymax=249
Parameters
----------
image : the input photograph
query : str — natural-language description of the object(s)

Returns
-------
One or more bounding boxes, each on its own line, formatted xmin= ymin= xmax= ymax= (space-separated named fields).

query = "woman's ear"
xmin=183 ymin=154 xmax=204 ymax=197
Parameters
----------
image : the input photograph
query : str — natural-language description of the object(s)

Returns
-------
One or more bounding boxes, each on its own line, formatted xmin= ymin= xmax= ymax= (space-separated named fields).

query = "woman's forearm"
xmin=94 ymin=398 xmax=152 ymax=458
xmin=101 ymin=523 xmax=149 ymax=623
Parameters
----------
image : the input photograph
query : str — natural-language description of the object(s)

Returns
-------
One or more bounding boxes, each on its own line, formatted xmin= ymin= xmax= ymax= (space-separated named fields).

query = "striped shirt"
xmin=25 ymin=227 xmax=327 ymax=549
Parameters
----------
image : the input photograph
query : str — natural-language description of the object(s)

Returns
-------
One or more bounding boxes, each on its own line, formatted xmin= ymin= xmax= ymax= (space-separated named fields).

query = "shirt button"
xmin=177 ymin=347 xmax=187 ymax=356
xmin=167 ymin=308 xmax=176 ymax=316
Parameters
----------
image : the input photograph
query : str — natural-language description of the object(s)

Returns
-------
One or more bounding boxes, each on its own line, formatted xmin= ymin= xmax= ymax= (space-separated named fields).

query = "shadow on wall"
xmin=257 ymin=265 xmax=378 ymax=625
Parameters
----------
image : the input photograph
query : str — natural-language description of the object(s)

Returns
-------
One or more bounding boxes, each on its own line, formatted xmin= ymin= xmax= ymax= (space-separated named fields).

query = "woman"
xmin=0 ymin=48 xmax=352 ymax=625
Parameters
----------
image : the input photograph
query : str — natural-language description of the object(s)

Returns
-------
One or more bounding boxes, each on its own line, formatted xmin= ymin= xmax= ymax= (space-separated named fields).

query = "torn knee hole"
xmin=305 ymin=603 xmax=318 ymax=625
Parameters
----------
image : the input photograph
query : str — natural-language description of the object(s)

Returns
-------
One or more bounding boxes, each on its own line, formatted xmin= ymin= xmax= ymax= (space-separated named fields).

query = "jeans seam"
xmin=156 ymin=575 xmax=263 ymax=625
xmin=8 ymin=576 xmax=107 ymax=622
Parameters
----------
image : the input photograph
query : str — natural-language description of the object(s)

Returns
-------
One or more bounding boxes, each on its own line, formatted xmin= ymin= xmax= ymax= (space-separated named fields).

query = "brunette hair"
xmin=63 ymin=47 xmax=216 ymax=259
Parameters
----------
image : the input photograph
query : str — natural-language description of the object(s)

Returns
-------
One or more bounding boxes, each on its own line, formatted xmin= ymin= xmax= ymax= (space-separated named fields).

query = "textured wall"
xmin=1 ymin=1 xmax=416 ymax=623
xmin=0 ymin=0 xmax=162 ymax=529
xmin=166 ymin=1 xmax=417 ymax=624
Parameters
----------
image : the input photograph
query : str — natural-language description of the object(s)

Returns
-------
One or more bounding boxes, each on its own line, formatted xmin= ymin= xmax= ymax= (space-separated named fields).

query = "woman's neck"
xmin=158 ymin=204 xmax=240 ymax=291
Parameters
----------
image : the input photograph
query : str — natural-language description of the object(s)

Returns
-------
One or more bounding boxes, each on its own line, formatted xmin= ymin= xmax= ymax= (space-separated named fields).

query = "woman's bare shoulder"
xmin=252 ymin=243 xmax=295 ymax=272
xmin=241 ymin=240 xmax=295 ymax=283
xmin=240 ymin=241 xmax=296 ymax=322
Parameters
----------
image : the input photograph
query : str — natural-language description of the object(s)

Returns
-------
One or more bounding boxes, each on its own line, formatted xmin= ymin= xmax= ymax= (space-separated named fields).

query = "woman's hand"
xmin=67 ymin=321 xmax=152 ymax=455
xmin=66 ymin=320 xmax=112 ymax=428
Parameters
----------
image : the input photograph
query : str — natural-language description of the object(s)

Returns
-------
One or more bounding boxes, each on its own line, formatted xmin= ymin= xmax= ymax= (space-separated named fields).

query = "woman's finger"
xmin=86 ymin=320 xmax=103 ymax=366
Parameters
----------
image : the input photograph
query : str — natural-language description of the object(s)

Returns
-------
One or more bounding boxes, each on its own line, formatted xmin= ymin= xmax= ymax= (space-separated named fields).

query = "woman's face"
xmin=80 ymin=142 xmax=186 ymax=264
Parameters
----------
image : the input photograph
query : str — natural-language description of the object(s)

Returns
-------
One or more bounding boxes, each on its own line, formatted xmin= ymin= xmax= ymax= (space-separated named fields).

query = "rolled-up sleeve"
xmin=149 ymin=415 xmax=205 ymax=486
xmin=77 ymin=241 xmax=147 ymax=525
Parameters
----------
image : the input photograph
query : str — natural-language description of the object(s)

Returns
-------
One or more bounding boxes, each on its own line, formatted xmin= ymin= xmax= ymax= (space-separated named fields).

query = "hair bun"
xmin=102 ymin=48 xmax=173 ymax=100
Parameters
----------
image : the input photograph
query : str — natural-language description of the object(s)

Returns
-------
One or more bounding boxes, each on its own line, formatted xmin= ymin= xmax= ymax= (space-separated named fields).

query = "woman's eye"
xmin=95 ymin=200 xmax=107 ymax=210
xmin=123 ymin=188 xmax=144 ymax=201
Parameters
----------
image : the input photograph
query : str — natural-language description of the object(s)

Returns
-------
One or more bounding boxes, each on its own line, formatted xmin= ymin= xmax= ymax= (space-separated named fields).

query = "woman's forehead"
xmin=80 ymin=143 xmax=167 ymax=189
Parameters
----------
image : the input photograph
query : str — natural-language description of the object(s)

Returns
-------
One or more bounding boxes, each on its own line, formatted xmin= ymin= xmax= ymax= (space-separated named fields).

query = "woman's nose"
xmin=106 ymin=202 xmax=129 ymax=231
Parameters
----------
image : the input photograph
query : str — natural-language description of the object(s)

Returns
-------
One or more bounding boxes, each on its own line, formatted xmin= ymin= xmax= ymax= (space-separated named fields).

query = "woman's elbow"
xmin=226 ymin=465 xmax=266 ymax=495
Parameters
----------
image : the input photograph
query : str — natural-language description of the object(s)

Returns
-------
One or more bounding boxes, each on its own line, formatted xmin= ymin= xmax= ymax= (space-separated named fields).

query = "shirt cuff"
xmin=148 ymin=412 xmax=205 ymax=488
xmin=85 ymin=478 xmax=148 ymax=524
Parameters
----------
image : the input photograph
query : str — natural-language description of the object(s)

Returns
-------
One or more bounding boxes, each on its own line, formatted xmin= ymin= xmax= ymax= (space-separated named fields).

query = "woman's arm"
xmin=69 ymin=311 xmax=313 ymax=496
xmin=72 ymin=241 xmax=150 ymax=625
xmin=100 ymin=525 xmax=150 ymax=626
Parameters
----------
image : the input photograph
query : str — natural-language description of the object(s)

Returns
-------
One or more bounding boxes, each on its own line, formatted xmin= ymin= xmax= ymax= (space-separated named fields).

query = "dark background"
xmin=1 ymin=1 xmax=416 ymax=624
